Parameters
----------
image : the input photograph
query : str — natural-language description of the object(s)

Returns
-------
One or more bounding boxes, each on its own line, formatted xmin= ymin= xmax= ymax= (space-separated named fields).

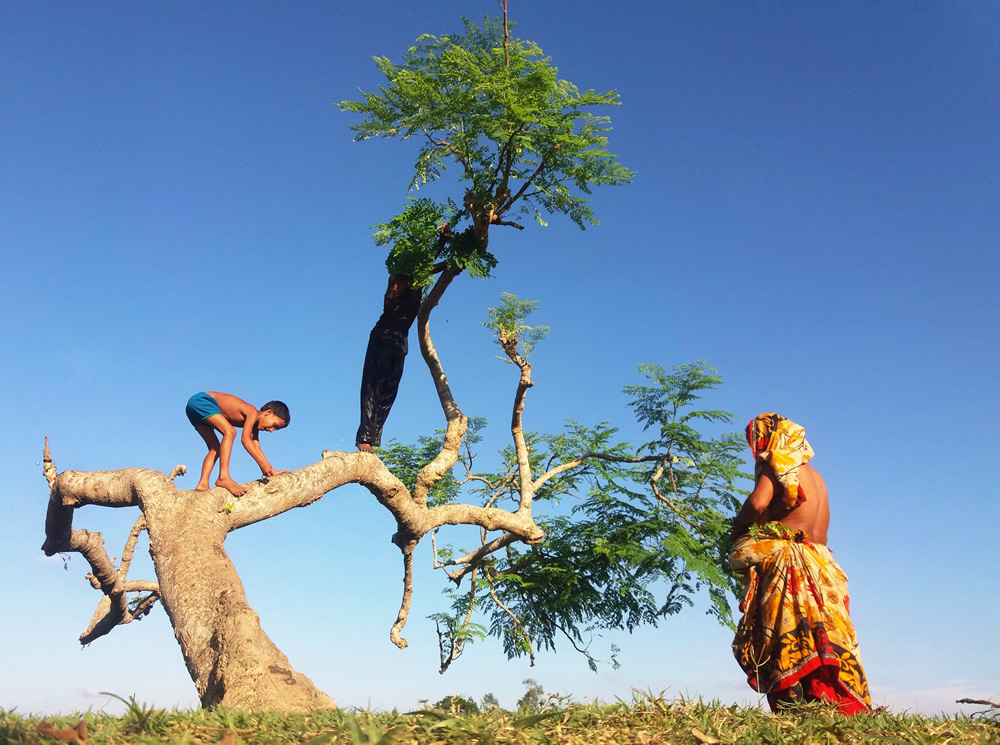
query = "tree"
xmin=480 ymin=692 xmax=502 ymax=711
xmin=433 ymin=694 xmax=480 ymax=715
xmin=516 ymin=679 xmax=545 ymax=715
xmin=40 ymin=6 xmax=746 ymax=712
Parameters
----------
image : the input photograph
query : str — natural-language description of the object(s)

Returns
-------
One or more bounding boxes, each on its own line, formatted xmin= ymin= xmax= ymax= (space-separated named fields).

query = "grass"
xmin=2 ymin=692 xmax=997 ymax=745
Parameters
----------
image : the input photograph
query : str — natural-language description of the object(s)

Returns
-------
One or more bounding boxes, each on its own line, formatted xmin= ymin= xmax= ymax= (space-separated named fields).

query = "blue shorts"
xmin=186 ymin=392 xmax=222 ymax=427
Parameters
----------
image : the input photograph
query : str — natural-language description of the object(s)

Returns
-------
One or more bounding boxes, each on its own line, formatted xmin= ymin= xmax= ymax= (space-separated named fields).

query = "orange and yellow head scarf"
xmin=745 ymin=413 xmax=814 ymax=509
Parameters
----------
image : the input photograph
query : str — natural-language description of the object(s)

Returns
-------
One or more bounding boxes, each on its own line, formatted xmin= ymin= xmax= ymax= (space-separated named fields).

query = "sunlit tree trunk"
xmin=142 ymin=494 xmax=334 ymax=711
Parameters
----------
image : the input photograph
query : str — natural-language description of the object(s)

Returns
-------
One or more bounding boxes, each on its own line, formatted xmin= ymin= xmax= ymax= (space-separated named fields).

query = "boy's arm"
xmin=240 ymin=412 xmax=285 ymax=477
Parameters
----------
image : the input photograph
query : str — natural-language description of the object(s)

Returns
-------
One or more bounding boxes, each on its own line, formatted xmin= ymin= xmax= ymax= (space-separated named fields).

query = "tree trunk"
xmin=142 ymin=493 xmax=334 ymax=711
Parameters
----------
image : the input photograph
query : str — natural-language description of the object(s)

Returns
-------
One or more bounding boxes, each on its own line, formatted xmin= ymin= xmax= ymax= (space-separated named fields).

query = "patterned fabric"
xmin=745 ymin=413 xmax=815 ymax=509
xmin=730 ymin=527 xmax=870 ymax=715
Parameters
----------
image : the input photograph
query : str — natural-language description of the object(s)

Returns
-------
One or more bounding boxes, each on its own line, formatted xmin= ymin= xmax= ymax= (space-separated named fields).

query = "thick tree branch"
xmin=496 ymin=328 xmax=537 ymax=516
xmin=413 ymin=266 xmax=469 ymax=508
xmin=41 ymin=442 xmax=164 ymax=644
xmin=424 ymin=503 xmax=544 ymax=543
xmin=42 ymin=466 xmax=151 ymax=556
xmin=439 ymin=531 xmax=520 ymax=582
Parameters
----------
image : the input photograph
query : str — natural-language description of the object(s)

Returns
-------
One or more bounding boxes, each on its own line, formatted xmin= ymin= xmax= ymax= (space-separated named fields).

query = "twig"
xmin=957 ymin=698 xmax=999 ymax=708
xmin=42 ymin=437 xmax=57 ymax=488
xmin=437 ymin=567 xmax=478 ymax=674
xmin=485 ymin=573 xmax=535 ymax=666
xmin=650 ymin=459 xmax=700 ymax=530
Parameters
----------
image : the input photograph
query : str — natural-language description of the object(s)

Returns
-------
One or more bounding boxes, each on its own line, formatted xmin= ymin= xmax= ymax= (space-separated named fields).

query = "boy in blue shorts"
xmin=185 ymin=391 xmax=290 ymax=496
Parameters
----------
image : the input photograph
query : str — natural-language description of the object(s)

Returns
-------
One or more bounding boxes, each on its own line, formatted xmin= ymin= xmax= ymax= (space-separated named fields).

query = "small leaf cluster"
xmin=371 ymin=198 xmax=497 ymax=286
xmin=484 ymin=292 xmax=549 ymax=363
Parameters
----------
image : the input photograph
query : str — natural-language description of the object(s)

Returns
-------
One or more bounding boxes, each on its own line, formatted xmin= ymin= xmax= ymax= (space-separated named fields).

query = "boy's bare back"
xmin=206 ymin=392 xmax=259 ymax=429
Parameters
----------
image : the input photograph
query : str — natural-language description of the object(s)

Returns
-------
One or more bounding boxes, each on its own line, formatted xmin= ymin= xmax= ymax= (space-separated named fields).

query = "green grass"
xmin=3 ymin=692 xmax=996 ymax=745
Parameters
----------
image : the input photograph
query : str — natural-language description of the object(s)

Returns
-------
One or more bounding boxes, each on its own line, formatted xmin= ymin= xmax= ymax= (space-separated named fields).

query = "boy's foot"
xmin=195 ymin=482 xmax=211 ymax=491
xmin=216 ymin=477 xmax=247 ymax=497
xmin=358 ymin=443 xmax=374 ymax=453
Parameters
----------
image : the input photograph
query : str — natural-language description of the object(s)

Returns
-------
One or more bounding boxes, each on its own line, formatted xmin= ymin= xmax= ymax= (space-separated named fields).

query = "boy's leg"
xmin=201 ymin=415 xmax=247 ymax=497
xmin=194 ymin=424 xmax=221 ymax=490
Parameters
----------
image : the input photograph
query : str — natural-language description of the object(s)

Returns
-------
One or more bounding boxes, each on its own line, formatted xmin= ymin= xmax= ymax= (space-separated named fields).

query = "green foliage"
xmin=427 ymin=609 xmax=487 ymax=647
xmin=379 ymin=417 xmax=488 ymax=508
xmin=484 ymin=293 xmax=549 ymax=362
xmin=425 ymin=361 xmax=749 ymax=670
xmin=340 ymin=13 xmax=633 ymax=278
xmin=370 ymin=197 xmax=497 ymax=286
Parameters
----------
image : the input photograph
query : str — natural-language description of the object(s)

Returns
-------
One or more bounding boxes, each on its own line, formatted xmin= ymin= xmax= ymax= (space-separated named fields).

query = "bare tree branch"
xmin=441 ymin=532 xmax=520 ymax=583
xmin=390 ymin=543 xmax=416 ymax=650
xmin=956 ymin=697 xmax=999 ymax=708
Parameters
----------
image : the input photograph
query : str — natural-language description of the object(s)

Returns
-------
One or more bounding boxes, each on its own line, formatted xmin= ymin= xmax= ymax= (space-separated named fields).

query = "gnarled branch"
xmin=389 ymin=543 xmax=416 ymax=650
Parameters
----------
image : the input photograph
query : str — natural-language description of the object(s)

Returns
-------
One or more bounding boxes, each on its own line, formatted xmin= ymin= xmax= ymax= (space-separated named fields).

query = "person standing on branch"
xmin=355 ymin=219 xmax=455 ymax=452
xmin=729 ymin=413 xmax=871 ymax=714
xmin=355 ymin=274 xmax=423 ymax=452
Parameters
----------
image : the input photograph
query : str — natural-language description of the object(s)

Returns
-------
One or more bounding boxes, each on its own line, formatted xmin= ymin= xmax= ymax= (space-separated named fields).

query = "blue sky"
xmin=2 ymin=0 xmax=997 ymax=717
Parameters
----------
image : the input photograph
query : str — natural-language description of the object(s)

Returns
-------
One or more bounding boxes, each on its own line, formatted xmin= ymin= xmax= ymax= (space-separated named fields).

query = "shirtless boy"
xmin=185 ymin=391 xmax=290 ymax=496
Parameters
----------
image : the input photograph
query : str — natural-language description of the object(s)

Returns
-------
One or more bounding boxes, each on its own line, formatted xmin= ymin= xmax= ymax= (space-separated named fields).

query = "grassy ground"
xmin=3 ymin=693 xmax=997 ymax=745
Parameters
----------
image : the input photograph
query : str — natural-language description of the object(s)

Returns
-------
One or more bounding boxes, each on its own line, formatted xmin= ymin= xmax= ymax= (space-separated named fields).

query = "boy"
xmin=185 ymin=391 xmax=290 ymax=496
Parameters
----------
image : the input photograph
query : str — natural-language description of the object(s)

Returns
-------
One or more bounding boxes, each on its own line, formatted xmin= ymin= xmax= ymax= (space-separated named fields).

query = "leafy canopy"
xmin=340 ymin=14 xmax=634 ymax=281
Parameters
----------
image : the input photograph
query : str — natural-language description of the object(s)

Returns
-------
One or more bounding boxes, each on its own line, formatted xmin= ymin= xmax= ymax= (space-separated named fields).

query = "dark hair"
xmin=261 ymin=400 xmax=290 ymax=424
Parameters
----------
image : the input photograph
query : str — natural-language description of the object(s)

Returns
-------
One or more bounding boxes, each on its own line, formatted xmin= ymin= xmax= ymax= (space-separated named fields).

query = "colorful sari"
xmin=730 ymin=526 xmax=871 ymax=714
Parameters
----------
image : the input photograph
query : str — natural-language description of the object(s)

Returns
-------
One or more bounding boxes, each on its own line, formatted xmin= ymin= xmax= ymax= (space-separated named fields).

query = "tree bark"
xmin=142 ymin=485 xmax=335 ymax=711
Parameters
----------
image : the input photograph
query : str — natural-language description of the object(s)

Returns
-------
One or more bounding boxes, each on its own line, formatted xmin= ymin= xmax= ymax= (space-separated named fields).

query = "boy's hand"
xmin=262 ymin=467 xmax=290 ymax=477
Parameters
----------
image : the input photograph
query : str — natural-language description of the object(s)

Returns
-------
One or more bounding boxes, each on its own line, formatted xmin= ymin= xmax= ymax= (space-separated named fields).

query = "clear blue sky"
xmin=2 ymin=1 xmax=997 ymax=717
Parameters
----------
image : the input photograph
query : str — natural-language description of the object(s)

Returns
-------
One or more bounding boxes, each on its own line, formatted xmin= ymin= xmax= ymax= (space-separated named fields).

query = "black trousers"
xmin=356 ymin=329 xmax=408 ymax=447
